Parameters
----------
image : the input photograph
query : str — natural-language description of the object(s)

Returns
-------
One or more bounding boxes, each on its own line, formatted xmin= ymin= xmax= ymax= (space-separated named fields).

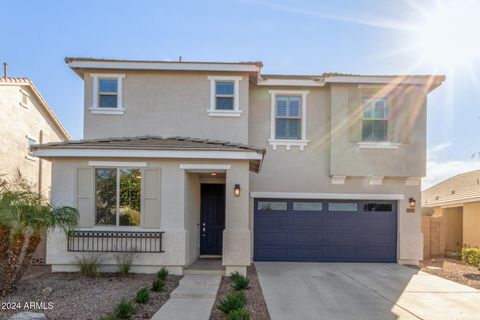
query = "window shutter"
xmin=389 ymin=90 xmax=412 ymax=144
xmin=141 ymin=168 xmax=161 ymax=228
xmin=347 ymin=87 xmax=362 ymax=143
xmin=76 ymin=168 xmax=94 ymax=228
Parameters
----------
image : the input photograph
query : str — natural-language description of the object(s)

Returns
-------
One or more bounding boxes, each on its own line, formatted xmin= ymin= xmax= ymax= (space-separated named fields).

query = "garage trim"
xmin=250 ymin=192 xmax=404 ymax=200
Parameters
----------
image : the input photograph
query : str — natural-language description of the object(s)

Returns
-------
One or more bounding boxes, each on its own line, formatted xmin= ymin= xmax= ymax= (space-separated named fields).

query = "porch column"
xmin=223 ymin=161 xmax=251 ymax=276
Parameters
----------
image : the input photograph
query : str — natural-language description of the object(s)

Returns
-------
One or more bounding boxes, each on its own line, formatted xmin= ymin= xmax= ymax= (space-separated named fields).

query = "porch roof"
xmin=31 ymin=136 xmax=266 ymax=172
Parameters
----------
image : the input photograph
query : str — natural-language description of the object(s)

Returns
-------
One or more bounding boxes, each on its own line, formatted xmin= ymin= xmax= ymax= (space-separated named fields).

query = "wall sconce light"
xmin=409 ymin=197 xmax=416 ymax=208
xmin=234 ymin=184 xmax=241 ymax=197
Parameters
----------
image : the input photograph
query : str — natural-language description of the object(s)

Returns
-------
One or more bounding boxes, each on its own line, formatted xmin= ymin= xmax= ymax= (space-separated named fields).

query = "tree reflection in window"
xmin=119 ymin=169 xmax=141 ymax=226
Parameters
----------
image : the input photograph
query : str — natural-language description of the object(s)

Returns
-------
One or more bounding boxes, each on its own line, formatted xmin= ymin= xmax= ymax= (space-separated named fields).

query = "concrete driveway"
xmin=255 ymin=262 xmax=480 ymax=320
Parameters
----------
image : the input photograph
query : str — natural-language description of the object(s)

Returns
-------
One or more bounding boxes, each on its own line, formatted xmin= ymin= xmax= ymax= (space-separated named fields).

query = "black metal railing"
xmin=67 ymin=230 xmax=165 ymax=253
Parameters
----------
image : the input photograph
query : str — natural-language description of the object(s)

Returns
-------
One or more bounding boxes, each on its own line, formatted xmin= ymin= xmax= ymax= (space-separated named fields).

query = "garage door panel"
xmin=254 ymin=199 xmax=397 ymax=262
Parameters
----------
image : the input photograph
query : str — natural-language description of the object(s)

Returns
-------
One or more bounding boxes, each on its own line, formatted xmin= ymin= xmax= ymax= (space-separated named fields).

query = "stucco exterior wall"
xmin=82 ymin=70 xmax=250 ymax=143
xmin=443 ymin=207 xmax=463 ymax=252
xmin=185 ymin=173 xmax=200 ymax=267
xmin=463 ymin=202 xmax=480 ymax=247
xmin=0 ymin=85 xmax=65 ymax=197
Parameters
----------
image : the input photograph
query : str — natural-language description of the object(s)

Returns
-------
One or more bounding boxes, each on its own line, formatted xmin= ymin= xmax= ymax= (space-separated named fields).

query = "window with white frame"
xmin=95 ymin=168 xmax=141 ymax=226
xmin=90 ymin=73 xmax=125 ymax=114
xmin=268 ymin=90 xmax=309 ymax=150
xmin=26 ymin=136 xmax=36 ymax=159
xmin=361 ymin=97 xmax=388 ymax=142
xmin=207 ymin=76 xmax=242 ymax=116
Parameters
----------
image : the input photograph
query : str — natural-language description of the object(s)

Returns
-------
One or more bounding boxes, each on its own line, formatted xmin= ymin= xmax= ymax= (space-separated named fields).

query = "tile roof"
xmin=0 ymin=77 xmax=71 ymax=140
xmin=422 ymin=169 xmax=480 ymax=207
xmin=31 ymin=136 xmax=266 ymax=154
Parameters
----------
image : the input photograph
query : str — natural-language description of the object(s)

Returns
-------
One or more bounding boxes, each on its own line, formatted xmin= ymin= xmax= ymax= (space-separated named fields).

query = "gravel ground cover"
xmin=420 ymin=258 xmax=480 ymax=289
xmin=210 ymin=265 xmax=270 ymax=320
xmin=0 ymin=266 xmax=180 ymax=320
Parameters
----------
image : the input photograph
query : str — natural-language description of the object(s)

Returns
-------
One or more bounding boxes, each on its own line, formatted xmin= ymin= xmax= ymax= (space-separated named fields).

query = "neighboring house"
xmin=422 ymin=170 xmax=480 ymax=259
xmin=0 ymin=76 xmax=70 ymax=264
xmin=32 ymin=58 xmax=444 ymax=275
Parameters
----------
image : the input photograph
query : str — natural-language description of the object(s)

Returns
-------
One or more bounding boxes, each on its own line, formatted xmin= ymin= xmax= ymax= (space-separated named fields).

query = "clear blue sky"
xmin=2 ymin=0 xmax=480 ymax=188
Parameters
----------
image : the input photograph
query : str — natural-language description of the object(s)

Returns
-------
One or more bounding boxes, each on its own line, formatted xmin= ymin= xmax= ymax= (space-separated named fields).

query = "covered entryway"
xmin=200 ymin=184 xmax=225 ymax=255
xmin=254 ymin=199 xmax=397 ymax=262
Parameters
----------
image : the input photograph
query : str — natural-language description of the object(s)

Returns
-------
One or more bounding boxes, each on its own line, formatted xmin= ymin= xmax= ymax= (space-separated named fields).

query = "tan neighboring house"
xmin=32 ymin=58 xmax=444 ymax=275
xmin=0 ymin=77 xmax=70 ymax=263
xmin=422 ymin=170 xmax=480 ymax=259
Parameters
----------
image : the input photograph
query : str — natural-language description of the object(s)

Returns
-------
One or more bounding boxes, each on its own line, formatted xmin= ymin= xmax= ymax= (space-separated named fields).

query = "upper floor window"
xmin=90 ymin=73 xmax=125 ymax=115
xmin=95 ymin=168 xmax=141 ymax=226
xmin=207 ymin=76 xmax=242 ymax=117
xmin=275 ymin=96 xmax=301 ymax=140
xmin=268 ymin=90 xmax=309 ymax=151
xmin=361 ymin=97 xmax=388 ymax=142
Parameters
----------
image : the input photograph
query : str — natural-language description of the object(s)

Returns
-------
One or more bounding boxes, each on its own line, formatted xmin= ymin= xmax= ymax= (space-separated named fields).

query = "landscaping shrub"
xmin=227 ymin=308 xmax=250 ymax=320
xmin=152 ymin=277 xmax=165 ymax=292
xmin=114 ymin=299 xmax=136 ymax=319
xmin=116 ymin=253 xmax=135 ymax=277
xmin=135 ymin=287 xmax=150 ymax=304
xmin=462 ymin=248 xmax=480 ymax=267
xmin=156 ymin=266 xmax=169 ymax=280
xmin=0 ymin=169 xmax=78 ymax=296
xmin=230 ymin=272 xmax=250 ymax=291
xmin=78 ymin=254 xmax=103 ymax=278
xmin=218 ymin=291 xmax=246 ymax=315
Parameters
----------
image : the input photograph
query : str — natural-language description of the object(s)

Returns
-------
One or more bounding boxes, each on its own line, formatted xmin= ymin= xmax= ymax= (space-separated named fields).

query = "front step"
xmin=183 ymin=268 xmax=225 ymax=276
xmin=180 ymin=274 xmax=222 ymax=286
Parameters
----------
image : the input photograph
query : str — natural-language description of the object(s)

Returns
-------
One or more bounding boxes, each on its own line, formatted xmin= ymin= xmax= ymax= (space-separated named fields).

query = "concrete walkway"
xmin=151 ymin=274 xmax=221 ymax=320
xmin=256 ymin=262 xmax=480 ymax=320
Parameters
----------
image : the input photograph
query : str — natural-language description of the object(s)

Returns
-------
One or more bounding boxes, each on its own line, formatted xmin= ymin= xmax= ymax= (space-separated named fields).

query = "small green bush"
xmin=98 ymin=313 xmax=116 ymax=320
xmin=135 ymin=287 xmax=150 ymax=304
xmin=152 ymin=277 xmax=165 ymax=292
xmin=462 ymin=248 xmax=480 ymax=267
xmin=227 ymin=308 xmax=250 ymax=320
xmin=156 ymin=266 xmax=169 ymax=280
xmin=230 ymin=272 xmax=250 ymax=291
xmin=78 ymin=255 xmax=103 ymax=278
xmin=116 ymin=253 xmax=135 ymax=277
xmin=114 ymin=299 xmax=136 ymax=319
xmin=218 ymin=291 xmax=246 ymax=315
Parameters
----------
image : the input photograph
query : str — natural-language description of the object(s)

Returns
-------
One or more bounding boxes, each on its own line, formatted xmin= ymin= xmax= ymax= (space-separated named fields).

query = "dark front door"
xmin=200 ymin=184 xmax=225 ymax=255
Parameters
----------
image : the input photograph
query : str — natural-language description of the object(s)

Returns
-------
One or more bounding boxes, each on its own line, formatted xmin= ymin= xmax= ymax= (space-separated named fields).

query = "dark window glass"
xmin=216 ymin=81 xmax=234 ymax=95
xmin=216 ymin=97 xmax=234 ymax=110
xmin=276 ymin=119 xmax=301 ymax=139
xmin=362 ymin=120 xmax=387 ymax=141
xmin=364 ymin=203 xmax=393 ymax=212
xmin=95 ymin=169 xmax=117 ymax=225
xmin=258 ymin=201 xmax=287 ymax=211
xmin=119 ymin=169 xmax=141 ymax=226
xmin=99 ymin=79 xmax=118 ymax=93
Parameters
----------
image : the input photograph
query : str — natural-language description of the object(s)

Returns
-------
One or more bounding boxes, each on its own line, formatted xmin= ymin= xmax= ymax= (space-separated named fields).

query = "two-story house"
xmin=0 ymin=76 xmax=70 ymax=264
xmin=32 ymin=58 xmax=444 ymax=275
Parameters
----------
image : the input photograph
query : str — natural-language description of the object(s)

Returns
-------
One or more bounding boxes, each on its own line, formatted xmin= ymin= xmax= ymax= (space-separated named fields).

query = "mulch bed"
xmin=420 ymin=258 xmax=480 ymax=289
xmin=0 ymin=265 xmax=181 ymax=320
xmin=210 ymin=265 xmax=270 ymax=320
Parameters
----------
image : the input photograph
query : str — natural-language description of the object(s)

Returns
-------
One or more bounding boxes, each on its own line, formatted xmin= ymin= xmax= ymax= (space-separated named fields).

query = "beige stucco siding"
xmin=463 ymin=202 xmax=480 ymax=247
xmin=83 ymin=70 xmax=250 ymax=143
xmin=0 ymin=85 xmax=65 ymax=197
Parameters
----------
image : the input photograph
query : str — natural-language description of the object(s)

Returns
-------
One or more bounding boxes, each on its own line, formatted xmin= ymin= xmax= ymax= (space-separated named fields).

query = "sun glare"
xmin=413 ymin=0 xmax=480 ymax=68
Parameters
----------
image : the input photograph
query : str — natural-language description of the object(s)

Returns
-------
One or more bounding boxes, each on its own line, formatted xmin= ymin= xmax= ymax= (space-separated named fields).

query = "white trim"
xmin=69 ymin=60 xmax=260 ymax=72
xmin=19 ymin=88 xmax=30 ymax=97
xmin=325 ymin=75 xmax=444 ymax=86
xmin=258 ymin=78 xmax=325 ymax=87
xmin=207 ymin=76 xmax=242 ymax=115
xmin=33 ymin=148 xmax=263 ymax=160
xmin=179 ymin=164 xmax=231 ymax=170
xmin=89 ymin=107 xmax=125 ymax=115
xmin=250 ymin=192 xmax=405 ymax=200
xmin=268 ymin=139 xmax=309 ymax=151
xmin=358 ymin=142 xmax=401 ymax=149
xmin=405 ymin=177 xmax=421 ymax=186
xmin=90 ymin=73 xmax=125 ymax=113
xmin=25 ymin=155 xmax=37 ymax=162
xmin=331 ymin=176 xmax=347 ymax=185
xmin=88 ymin=161 xmax=147 ymax=167
xmin=368 ymin=176 xmax=384 ymax=185
xmin=268 ymin=90 xmax=309 ymax=150
xmin=206 ymin=110 xmax=242 ymax=117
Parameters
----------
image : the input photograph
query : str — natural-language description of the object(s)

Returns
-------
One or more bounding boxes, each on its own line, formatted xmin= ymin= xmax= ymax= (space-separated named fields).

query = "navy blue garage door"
xmin=254 ymin=199 xmax=397 ymax=262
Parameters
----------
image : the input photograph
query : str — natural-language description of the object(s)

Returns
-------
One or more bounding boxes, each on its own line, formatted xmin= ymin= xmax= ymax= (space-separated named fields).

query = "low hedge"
xmin=462 ymin=248 xmax=480 ymax=267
